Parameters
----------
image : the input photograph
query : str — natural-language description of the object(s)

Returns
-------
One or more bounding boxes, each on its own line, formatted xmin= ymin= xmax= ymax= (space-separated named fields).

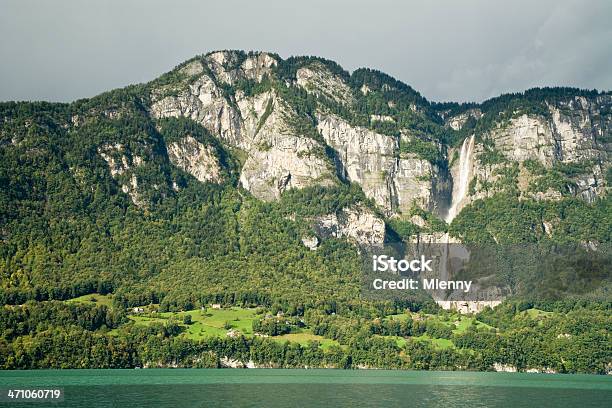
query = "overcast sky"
xmin=1 ymin=0 xmax=611 ymax=103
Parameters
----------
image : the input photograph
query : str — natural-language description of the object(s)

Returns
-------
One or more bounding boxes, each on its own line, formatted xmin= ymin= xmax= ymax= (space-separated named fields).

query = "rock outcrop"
xmin=150 ymin=53 xmax=336 ymax=201
xmin=314 ymin=205 xmax=385 ymax=247
xmin=301 ymin=235 xmax=319 ymax=251
xmin=444 ymin=95 xmax=611 ymax=213
xmin=98 ymin=143 xmax=149 ymax=207
xmin=167 ymin=136 xmax=222 ymax=184
xmin=317 ymin=114 xmax=442 ymax=216
xmin=296 ymin=62 xmax=354 ymax=104
xmin=317 ymin=114 xmax=397 ymax=214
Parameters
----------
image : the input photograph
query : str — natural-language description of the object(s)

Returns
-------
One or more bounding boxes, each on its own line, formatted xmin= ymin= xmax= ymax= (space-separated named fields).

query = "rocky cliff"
xmin=143 ymin=51 xmax=610 ymax=244
xmin=443 ymin=94 xmax=611 ymax=217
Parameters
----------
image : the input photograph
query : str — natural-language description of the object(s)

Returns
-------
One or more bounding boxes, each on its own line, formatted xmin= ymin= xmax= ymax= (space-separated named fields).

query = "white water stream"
xmin=446 ymin=135 xmax=475 ymax=223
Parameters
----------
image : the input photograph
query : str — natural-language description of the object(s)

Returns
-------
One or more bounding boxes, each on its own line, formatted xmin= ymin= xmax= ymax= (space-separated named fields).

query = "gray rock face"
xmin=491 ymin=114 xmax=558 ymax=165
xmin=98 ymin=143 xmax=132 ymax=177
xmin=151 ymin=73 xmax=245 ymax=148
xmin=448 ymin=95 xmax=611 ymax=211
xmin=150 ymin=53 xmax=335 ymax=201
xmin=314 ymin=205 xmax=386 ymax=247
xmin=239 ymin=132 xmax=333 ymax=200
xmin=146 ymin=51 xmax=609 ymax=233
xmin=206 ymin=51 xmax=277 ymax=84
xmin=98 ymin=143 xmax=148 ymax=207
xmin=301 ymin=235 xmax=319 ymax=251
xmin=150 ymin=52 xmax=279 ymax=150
xmin=445 ymin=109 xmax=482 ymax=131
xmin=395 ymin=148 xmax=446 ymax=215
xmin=318 ymin=114 xmax=397 ymax=213
xmin=317 ymin=114 xmax=441 ymax=216
xmin=296 ymin=62 xmax=354 ymax=104
xmin=236 ymin=92 xmax=334 ymax=201
xmin=167 ymin=136 xmax=222 ymax=184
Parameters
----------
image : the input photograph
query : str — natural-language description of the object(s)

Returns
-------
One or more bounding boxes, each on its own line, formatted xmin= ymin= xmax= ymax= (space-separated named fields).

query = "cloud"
xmin=0 ymin=0 xmax=610 ymax=102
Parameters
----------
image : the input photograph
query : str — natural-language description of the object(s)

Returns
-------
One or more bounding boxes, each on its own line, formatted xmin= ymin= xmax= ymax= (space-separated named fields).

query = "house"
xmin=211 ymin=304 xmax=222 ymax=310
xmin=133 ymin=307 xmax=144 ymax=313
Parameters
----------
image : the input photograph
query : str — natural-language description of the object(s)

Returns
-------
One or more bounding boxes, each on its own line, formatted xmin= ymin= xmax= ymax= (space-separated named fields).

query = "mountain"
xmin=0 ymin=51 xmax=610 ymax=372
xmin=151 ymin=52 xmax=611 ymax=217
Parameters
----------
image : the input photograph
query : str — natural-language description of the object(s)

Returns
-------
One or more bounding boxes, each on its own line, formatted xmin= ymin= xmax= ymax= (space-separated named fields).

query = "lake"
xmin=0 ymin=369 xmax=610 ymax=407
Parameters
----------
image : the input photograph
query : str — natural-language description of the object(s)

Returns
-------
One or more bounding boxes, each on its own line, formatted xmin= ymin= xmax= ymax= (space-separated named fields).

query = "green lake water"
xmin=0 ymin=369 xmax=610 ymax=407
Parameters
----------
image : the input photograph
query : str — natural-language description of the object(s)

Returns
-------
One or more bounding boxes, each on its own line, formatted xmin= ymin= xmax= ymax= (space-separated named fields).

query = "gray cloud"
xmin=1 ymin=0 xmax=610 ymax=103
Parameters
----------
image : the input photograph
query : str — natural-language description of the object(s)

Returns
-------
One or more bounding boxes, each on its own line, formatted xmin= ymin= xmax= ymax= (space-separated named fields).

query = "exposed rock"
xmin=531 ymin=189 xmax=563 ymax=201
xmin=167 ymin=136 xmax=222 ymax=183
xmin=150 ymin=51 xmax=609 ymax=222
xmin=575 ymin=174 xmax=601 ymax=203
xmin=296 ymin=62 xmax=353 ymax=104
xmin=491 ymin=114 xmax=557 ymax=165
xmin=370 ymin=114 xmax=395 ymax=123
xmin=152 ymin=56 xmax=336 ymax=201
xmin=318 ymin=114 xmax=397 ymax=213
xmin=204 ymin=52 xmax=241 ymax=84
xmin=525 ymin=367 xmax=558 ymax=374
xmin=550 ymin=99 xmax=605 ymax=163
xmin=150 ymin=73 xmax=245 ymax=148
xmin=493 ymin=363 xmax=518 ymax=373
xmin=448 ymin=95 xmax=611 ymax=212
xmin=98 ymin=143 xmax=131 ymax=176
xmin=239 ymin=133 xmax=333 ymax=200
xmin=204 ymin=51 xmax=278 ymax=85
xmin=240 ymin=53 xmax=278 ymax=82
xmin=219 ymin=357 xmax=245 ymax=368
xmin=179 ymin=60 xmax=204 ymax=77
xmin=395 ymin=152 xmax=446 ymax=215
xmin=235 ymin=92 xmax=335 ymax=200
xmin=301 ymin=235 xmax=319 ymax=251
xmin=410 ymin=214 xmax=427 ymax=228
xmin=436 ymin=300 xmax=502 ymax=314
xmin=317 ymin=114 xmax=442 ymax=216
xmin=98 ymin=143 xmax=149 ymax=207
xmin=314 ymin=205 xmax=385 ymax=247
xmin=121 ymin=174 xmax=146 ymax=208
xmin=235 ymin=90 xmax=275 ymax=142
xmin=445 ymin=109 xmax=482 ymax=130
xmin=542 ymin=221 xmax=554 ymax=236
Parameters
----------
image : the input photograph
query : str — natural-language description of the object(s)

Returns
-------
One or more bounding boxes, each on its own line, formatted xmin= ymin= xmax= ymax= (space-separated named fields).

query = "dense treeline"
xmin=0 ymin=301 xmax=126 ymax=340
xmin=1 ymin=300 xmax=608 ymax=373
xmin=450 ymin=193 xmax=611 ymax=244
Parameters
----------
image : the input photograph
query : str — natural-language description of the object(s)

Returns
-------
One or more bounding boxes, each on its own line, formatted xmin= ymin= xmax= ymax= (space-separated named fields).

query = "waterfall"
xmin=446 ymin=135 xmax=475 ymax=223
